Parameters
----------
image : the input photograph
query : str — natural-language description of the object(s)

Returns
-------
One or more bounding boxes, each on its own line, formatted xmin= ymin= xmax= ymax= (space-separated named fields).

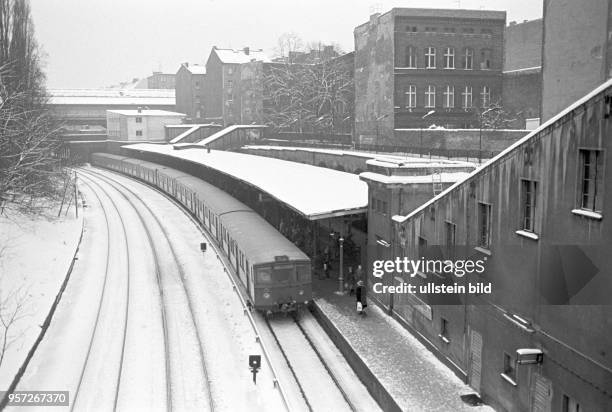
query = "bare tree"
xmin=264 ymin=39 xmax=353 ymax=134
xmin=0 ymin=0 xmax=62 ymax=207
xmin=475 ymin=101 xmax=517 ymax=130
xmin=0 ymin=280 xmax=30 ymax=369
xmin=274 ymin=32 xmax=304 ymax=62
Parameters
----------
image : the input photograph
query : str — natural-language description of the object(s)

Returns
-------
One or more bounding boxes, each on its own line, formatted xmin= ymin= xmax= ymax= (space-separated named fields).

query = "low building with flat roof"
xmin=106 ymin=109 xmax=185 ymax=142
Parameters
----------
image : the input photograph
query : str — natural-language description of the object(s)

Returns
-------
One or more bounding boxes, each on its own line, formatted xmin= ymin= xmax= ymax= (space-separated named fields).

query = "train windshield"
xmin=256 ymin=265 xmax=293 ymax=284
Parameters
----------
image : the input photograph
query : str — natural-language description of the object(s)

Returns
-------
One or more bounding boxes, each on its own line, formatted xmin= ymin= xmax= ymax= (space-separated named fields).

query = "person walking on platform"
xmin=355 ymin=280 xmax=367 ymax=315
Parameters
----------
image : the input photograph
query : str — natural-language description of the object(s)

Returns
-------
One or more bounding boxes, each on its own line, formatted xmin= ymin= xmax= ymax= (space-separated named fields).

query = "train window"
xmin=297 ymin=265 xmax=310 ymax=282
xmin=256 ymin=268 xmax=272 ymax=283
xmin=272 ymin=266 xmax=293 ymax=283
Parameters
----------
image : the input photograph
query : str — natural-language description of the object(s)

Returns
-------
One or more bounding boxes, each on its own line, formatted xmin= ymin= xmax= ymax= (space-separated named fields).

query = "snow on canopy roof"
xmin=213 ymin=48 xmax=271 ymax=64
xmin=123 ymin=143 xmax=368 ymax=220
xmin=48 ymin=88 xmax=175 ymax=106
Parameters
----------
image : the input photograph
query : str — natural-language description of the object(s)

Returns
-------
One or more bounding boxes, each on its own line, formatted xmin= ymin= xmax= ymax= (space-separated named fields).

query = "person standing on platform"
xmin=356 ymin=280 xmax=367 ymax=315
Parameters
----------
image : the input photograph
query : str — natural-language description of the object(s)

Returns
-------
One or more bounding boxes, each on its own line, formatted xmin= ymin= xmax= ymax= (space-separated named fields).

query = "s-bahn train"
xmin=90 ymin=153 xmax=312 ymax=313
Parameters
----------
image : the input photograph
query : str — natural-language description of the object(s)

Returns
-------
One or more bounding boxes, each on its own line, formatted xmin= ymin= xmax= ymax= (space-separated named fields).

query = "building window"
xmin=463 ymin=48 xmax=474 ymax=70
xmin=425 ymin=85 xmax=436 ymax=108
xmin=135 ymin=130 xmax=143 ymax=137
xmin=562 ymin=395 xmax=581 ymax=412
xmin=443 ymin=85 xmax=454 ymax=108
xmin=405 ymin=46 xmax=417 ymax=68
xmin=478 ymin=202 xmax=491 ymax=249
xmin=425 ymin=47 xmax=436 ymax=69
xmin=462 ymin=27 xmax=475 ymax=34
xmin=521 ymin=179 xmax=538 ymax=232
xmin=480 ymin=86 xmax=491 ymax=108
xmin=480 ymin=49 xmax=492 ymax=70
xmin=382 ymin=201 xmax=388 ymax=215
xmin=135 ymin=116 xmax=142 ymax=123
xmin=405 ymin=85 xmax=417 ymax=108
xmin=227 ymin=79 xmax=233 ymax=89
xmin=227 ymin=67 xmax=234 ymax=75
xmin=579 ymin=149 xmax=604 ymax=212
xmin=462 ymin=86 xmax=473 ymax=109
xmin=444 ymin=47 xmax=455 ymax=69
xmin=406 ymin=25 xmax=418 ymax=32
xmin=503 ymin=353 xmax=516 ymax=382
xmin=418 ymin=236 xmax=428 ymax=258
xmin=195 ymin=81 xmax=200 ymax=89
xmin=445 ymin=221 xmax=456 ymax=246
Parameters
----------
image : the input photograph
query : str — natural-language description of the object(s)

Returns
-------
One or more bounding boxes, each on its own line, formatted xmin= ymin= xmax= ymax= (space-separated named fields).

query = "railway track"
xmin=72 ymin=175 xmax=133 ymax=411
xmin=86 ymin=165 xmax=295 ymax=411
xmin=78 ymin=169 xmax=214 ymax=411
xmin=265 ymin=314 xmax=357 ymax=412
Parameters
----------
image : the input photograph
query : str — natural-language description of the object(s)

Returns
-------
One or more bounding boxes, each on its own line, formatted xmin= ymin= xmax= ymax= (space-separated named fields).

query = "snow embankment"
xmin=0 ymin=201 xmax=83 ymax=389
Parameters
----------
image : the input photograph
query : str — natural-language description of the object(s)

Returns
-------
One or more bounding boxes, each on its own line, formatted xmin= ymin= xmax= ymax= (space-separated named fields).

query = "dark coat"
xmin=356 ymin=285 xmax=367 ymax=307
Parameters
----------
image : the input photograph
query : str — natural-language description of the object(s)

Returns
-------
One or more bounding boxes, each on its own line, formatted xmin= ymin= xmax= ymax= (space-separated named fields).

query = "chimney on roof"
xmin=184 ymin=62 xmax=189 ymax=67
xmin=244 ymin=46 xmax=250 ymax=55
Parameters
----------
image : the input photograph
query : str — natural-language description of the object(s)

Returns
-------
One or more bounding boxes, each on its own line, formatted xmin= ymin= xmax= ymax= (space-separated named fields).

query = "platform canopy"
xmin=124 ymin=143 xmax=368 ymax=220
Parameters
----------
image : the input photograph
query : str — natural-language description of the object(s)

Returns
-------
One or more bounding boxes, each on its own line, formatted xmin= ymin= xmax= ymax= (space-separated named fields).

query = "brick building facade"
xmin=354 ymin=8 xmax=506 ymax=143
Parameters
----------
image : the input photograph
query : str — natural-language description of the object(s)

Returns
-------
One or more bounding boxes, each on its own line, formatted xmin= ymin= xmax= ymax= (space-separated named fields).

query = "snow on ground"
xmin=93 ymin=167 xmax=285 ymax=411
xmin=0 ymin=199 xmax=83 ymax=390
xmin=268 ymin=317 xmax=350 ymax=412
xmin=298 ymin=312 xmax=381 ymax=412
xmin=316 ymin=297 xmax=495 ymax=412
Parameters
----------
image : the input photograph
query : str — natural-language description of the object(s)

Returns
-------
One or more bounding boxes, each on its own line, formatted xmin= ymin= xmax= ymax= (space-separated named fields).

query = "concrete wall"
xmin=392 ymin=81 xmax=612 ymax=412
xmin=504 ymin=19 xmax=542 ymax=71
xmin=393 ymin=128 xmax=527 ymax=152
xmin=541 ymin=0 xmax=611 ymax=121
xmin=354 ymin=12 xmax=396 ymax=141
xmin=502 ymin=70 xmax=542 ymax=128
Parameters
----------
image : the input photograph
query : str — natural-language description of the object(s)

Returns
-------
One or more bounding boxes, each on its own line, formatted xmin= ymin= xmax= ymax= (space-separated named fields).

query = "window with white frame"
xmin=578 ymin=149 xmax=604 ymax=212
xmin=443 ymin=85 xmax=454 ymax=108
xmin=425 ymin=85 xmax=436 ymax=108
xmin=444 ymin=47 xmax=455 ymax=69
xmin=480 ymin=49 xmax=492 ymax=69
xmin=462 ymin=86 xmax=473 ymax=108
xmin=481 ymin=86 xmax=491 ymax=108
xmin=405 ymin=46 xmax=417 ymax=68
xmin=425 ymin=47 xmax=436 ymax=69
xmin=463 ymin=48 xmax=474 ymax=70
xmin=405 ymin=85 xmax=417 ymax=108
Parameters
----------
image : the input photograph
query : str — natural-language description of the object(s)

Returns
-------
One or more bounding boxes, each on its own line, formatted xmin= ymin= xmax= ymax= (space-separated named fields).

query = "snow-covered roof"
xmin=123 ymin=143 xmax=368 ymax=220
xmin=360 ymin=172 xmax=471 ymax=185
xmin=213 ymin=48 xmax=271 ymax=64
xmin=107 ymin=109 xmax=185 ymax=117
xmin=48 ymin=88 xmax=175 ymax=106
xmin=185 ymin=64 xmax=206 ymax=75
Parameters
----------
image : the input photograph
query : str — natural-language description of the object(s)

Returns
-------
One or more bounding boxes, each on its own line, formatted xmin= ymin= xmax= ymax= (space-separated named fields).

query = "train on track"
xmin=91 ymin=152 xmax=312 ymax=313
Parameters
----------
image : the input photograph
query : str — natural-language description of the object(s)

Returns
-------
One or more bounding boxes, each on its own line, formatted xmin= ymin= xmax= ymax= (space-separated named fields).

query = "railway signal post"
xmin=249 ymin=355 xmax=261 ymax=384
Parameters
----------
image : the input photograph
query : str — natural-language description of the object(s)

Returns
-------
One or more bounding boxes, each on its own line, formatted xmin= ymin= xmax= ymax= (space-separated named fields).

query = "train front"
xmin=252 ymin=256 xmax=312 ymax=314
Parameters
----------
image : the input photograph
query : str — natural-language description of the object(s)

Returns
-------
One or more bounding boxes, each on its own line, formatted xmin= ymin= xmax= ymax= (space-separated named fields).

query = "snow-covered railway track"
xmin=266 ymin=316 xmax=356 ymax=412
xmin=87 ymin=165 xmax=295 ymax=411
xmin=78 ymin=169 xmax=214 ymax=411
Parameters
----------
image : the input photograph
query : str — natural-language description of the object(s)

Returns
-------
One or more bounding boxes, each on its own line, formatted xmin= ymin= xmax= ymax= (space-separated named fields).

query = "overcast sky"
xmin=30 ymin=0 xmax=543 ymax=89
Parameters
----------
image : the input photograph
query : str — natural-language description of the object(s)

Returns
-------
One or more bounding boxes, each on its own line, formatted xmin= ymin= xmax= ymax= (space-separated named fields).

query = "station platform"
xmin=311 ymin=279 xmax=493 ymax=412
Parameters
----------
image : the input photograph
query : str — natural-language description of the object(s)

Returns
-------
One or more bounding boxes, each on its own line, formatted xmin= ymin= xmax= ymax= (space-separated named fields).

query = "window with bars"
xmin=425 ymin=47 xmax=436 ymax=68
xmin=135 ymin=116 xmax=142 ymax=123
xmin=462 ymin=86 xmax=473 ymax=109
xmin=503 ymin=353 xmax=516 ymax=381
xmin=135 ymin=130 xmax=143 ymax=137
xmin=405 ymin=85 xmax=417 ymax=108
xmin=443 ymin=85 xmax=455 ymax=108
xmin=425 ymin=85 xmax=436 ymax=108
xmin=405 ymin=46 xmax=417 ymax=68
xmin=463 ymin=48 xmax=474 ymax=70
xmin=579 ymin=149 xmax=604 ymax=212
xmin=481 ymin=86 xmax=491 ymax=108
xmin=444 ymin=47 xmax=455 ymax=69
xmin=521 ymin=179 xmax=537 ymax=232
xmin=478 ymin=202 xmax=491 ymax=249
